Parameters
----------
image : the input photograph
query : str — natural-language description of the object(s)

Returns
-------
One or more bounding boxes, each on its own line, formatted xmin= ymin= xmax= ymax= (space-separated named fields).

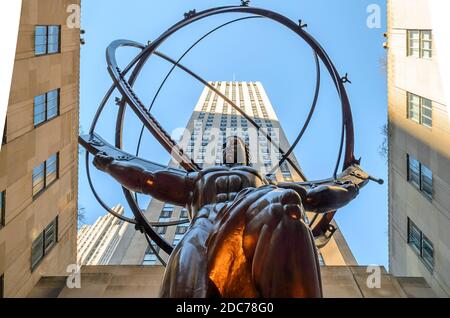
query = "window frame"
xmin=34 ymin=25 xmax=61 ymax=56
xmin=31 ymin=217 xmax=58 ymax=271
xmin=407 ymin=218 xmax=434 ymax=272
xmin=180 ymin=209 xmax=189 ymax=219
xmin=32 ymin=153 xmax=60 ymax=199
xmin=142 ymin=244 xmax=160 ymax=266
xmin=406 ymin=92 xmax=432 ymax=128
xmin=407 ymin=29 xmax=432 ymax=59
xmin=157 ymin=226 xmax=167 ymax=235
xmin=407 ymin=154 xmax=433 ymax=200
xmin=34 ymin=89 xmax=60 ymax=127
xmin=175 ymin=225 xmax=188 ymax=235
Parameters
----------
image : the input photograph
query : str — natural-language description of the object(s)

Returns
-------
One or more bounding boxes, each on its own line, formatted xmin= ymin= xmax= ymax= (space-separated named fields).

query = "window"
xmin=176 ymin=225 xmax=188 ymax=235
xmin=35 ymin=25 xmax=60 ymax=56
xmin=407 ymin=30 xmax=420 ymax=57
xmin=407 ymin=92 xmax=432 ymax=127
xmin=407 ymin=155 xmax=433 ymax=199
xmin=420 ymin=164 xmax=433 ymax=199
xmin=34 ymin=89 xmax=60 ymax=126
xmin=160 ymin=204 xmax=174 ymax=219
xmin=407 ymin=30 xmax=432 ymax=58
xmin=422 ymin=235 xmax=434 ymax=270
xmin=0 ymin=191 xmax=5 ymax=229
xmin=31 ymin=217 xmax=58 ymax=271
xmin=408 ymin=219 xmax=421 ymax=254
xmin=172 ymin=234 xmax=184 ymax=247
xmin=157 ymin=226 xmax=167 ymax=235
xmin=407 ymin=155 xmax=420 ymax=189
xmin=180 ymin=209 xmax=189 ymax=219
xmin=143 ymin=244 xmax=159 ymax=265
xmin=32 ymin=153 xmax=59 ymax=197
xmin=407 ymin=218 xmax=434 ymax=271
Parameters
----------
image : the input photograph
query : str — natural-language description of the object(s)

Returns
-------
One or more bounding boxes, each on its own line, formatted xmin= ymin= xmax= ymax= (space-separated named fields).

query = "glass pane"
xmin=408 ymin=93 xmax=420 ymax=123
xmin=408 ymin=220 xmax=421 ymax=254
xmin=421 ymin=98 xmax=432 ymax=127
xmin=422 ymin=41 xmax=432 ymax=50
xmin=180 ymin=209 xmax=188 ymax=219
xmin=422 ymin=31 xmax=432 ymax=41
xmin=421 ymin=31 xmax=432 ymax=58
xmin=47 ymin=26 xmax=60 ymax=54
xmin=47 ymin=25 xmax=60 ymax=36
xmin=44 ymin=221 xmax=56 ymax=253
xmin=32 ymin=163 xmax=46 ymax=196
xmin=408 ymin=156 xmax=420 ymax=188
xmin=46 ymin=90 xmax=59 ymax=120
xmin=34 ymin=94 xmax=46 ymax=125
xmin=31 ymin=233 xmax=44 ymax=269
xmin=421 ymin=164 xmax=433 ymax=198
xmin=157 ymin=227 xmax=167 ymax=235
xmin=422 ymin=235 xmax=434 ymax=270
xmin=422 ymin=49 xmax=432 ymax=59
xmin=46 ymin=154 xmax=58 ymax=185
xmin=35 ymin=26 xmax=47 ymax=55
xmin=176 ymin=225 xmax=188 ymax=235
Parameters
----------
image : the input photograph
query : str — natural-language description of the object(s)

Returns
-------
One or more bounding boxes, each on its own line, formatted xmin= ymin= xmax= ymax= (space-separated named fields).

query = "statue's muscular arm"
xmin=93 ymin=152 xmax=193 ymax=206
xmin=276 ymin=181 xmax=359 ymax=213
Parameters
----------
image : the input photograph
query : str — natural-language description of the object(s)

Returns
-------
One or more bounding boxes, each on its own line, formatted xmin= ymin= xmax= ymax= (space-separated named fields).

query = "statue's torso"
xmin=188 ymin=166 xmax=268 ymax=215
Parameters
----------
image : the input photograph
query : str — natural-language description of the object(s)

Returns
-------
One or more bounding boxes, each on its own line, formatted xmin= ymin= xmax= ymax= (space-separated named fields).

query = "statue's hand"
xmin=93 ymin=152 xmax=114 ymax=172
xmin=340 ymin=180 xmax=359 ymax=197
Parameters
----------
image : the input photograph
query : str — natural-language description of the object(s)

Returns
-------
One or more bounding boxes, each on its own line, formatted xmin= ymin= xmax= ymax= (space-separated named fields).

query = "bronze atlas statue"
xmin=79 ymin=3 xmax=383 ymax=298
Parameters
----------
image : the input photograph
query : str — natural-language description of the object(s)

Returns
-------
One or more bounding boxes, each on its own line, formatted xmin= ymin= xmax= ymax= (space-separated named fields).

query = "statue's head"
xmin=222 ymin=136 xmax=250 ymax=167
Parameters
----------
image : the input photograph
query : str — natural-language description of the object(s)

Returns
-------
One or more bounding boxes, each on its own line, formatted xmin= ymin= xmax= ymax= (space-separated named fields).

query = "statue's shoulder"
xmin=191 ymin=166 xmax=230 ymax=181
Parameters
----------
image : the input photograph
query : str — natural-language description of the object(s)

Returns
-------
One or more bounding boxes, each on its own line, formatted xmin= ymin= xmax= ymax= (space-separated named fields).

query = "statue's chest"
xmin=194 ymin=170 xmax=262 ymax=204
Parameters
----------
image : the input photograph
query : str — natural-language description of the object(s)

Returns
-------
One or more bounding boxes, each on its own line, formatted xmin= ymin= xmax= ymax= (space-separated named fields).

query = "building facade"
xmin=111 ymin=81 xmax=356 ymax=267
xmin=0 ymin=0 xmax=80 ymax=297
xmin=388 ymin=0 xmax=450 ymax=297
xmin=77 ymin=205 xmax=128 ymax=265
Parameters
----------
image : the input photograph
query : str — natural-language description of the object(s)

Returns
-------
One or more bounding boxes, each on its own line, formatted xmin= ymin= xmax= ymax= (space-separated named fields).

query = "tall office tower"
xmin=111 ymin=81 xmax=356 ymax=267
xmin=388 ymin=0 xmax=450 ymax=297
xmin=0 ymin=0 xmax=80 ymax=297
xmin=77 ymin=205 xmax=129 ymax=265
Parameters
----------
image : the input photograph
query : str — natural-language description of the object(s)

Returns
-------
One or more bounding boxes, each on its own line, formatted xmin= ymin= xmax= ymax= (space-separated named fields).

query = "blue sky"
xmin=79 ymin=0 xmax=388 ymax=267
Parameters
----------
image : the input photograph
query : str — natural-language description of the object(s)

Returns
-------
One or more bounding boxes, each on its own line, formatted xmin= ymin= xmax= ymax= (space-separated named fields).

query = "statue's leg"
xmin=243 ymin=188 xmax=323 ymax=298
xmin=160 ymin=210 xmax=215 ymax=298
xmin=206 ymin=186 xmax=322 ymax=298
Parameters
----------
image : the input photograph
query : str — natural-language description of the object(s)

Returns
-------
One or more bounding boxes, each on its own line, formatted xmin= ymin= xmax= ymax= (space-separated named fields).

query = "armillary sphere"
xmin=79 ymin=3 xmax=384 ymax=265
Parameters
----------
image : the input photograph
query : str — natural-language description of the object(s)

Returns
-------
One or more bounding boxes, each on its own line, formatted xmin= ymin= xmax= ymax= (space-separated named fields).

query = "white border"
xmin=429 ymin=0 xmax=450 ymax=121
xmin=0 ymin=1 xmax=22 ymax=149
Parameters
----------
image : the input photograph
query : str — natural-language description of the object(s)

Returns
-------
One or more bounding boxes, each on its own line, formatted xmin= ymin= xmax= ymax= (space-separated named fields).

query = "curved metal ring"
xmin=88 ymin=5 xmax=357 ymax=256
xmin=133 ymin=15 xmax=264 ymax=206
xmin=123 ymin=6 xmax=356 ymax=172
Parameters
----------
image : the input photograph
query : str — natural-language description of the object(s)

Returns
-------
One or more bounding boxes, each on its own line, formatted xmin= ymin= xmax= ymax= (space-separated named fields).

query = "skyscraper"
xmin=77 ymin=205 xmax=129 ymax=265
xmin=111 ymin=81 xmax=356 ymax=267
xmin=387 ymin=0 xmax=450 ymax=297
xmin=0 ymin=0 xmax=80 ymax=297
